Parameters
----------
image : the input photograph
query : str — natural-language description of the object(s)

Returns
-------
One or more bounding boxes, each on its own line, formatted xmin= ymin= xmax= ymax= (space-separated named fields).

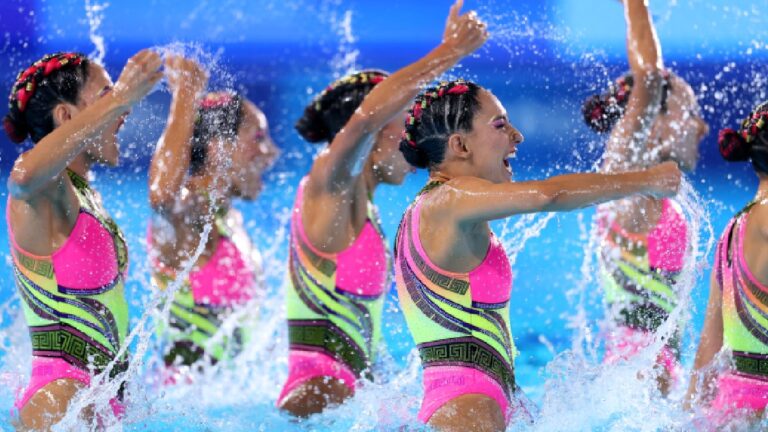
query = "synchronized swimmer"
xmin=1 ymin=0 xmax=766 ymax=431
xmin=584 ymin=0 xmax=707 ymax=395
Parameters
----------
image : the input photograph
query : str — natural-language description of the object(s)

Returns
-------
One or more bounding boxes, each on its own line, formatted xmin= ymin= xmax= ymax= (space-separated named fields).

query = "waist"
xmin=288 ymin=319 xmax=372 ymax=379
xmin=733 ymin=351 xmax=768 ymax=381
xmin=615 ymin=304 xmax=672 ymax=332
xmin=29 ymin=324 xmax=126 ymax=375
xmin=418 ymin=337 xmax=515 ymax=397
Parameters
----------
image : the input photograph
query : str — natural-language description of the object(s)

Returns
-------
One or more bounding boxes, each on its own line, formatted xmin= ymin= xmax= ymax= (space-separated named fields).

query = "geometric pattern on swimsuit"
xmin=285 ymin=178 xmax=390 ymax=381
xmin=599 ymin=198 xmax=687 ymax=334
xmin=395 ymin=181 xmax=516 ymax=398
xmin=9 ymin=169 xmax=130 ymax=391
xmin=150 ymin=209 xmax=258 ymax=366
xmin=716 ymin=202 xmax=768 ymax=379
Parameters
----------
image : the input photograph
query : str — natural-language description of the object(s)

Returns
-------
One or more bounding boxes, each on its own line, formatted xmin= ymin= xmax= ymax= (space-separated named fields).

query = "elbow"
xmin=535 ymin=188 xmax=564 ymax=212
xmin=537 ymin=187 xmax=590 ymax=213
xmin=8 ymin=166 xmax=37 ymax=201
xmin=148 ymin=175 xmax=175 ymax=212
xmin=637 ymin=70 xmax=665 ymax=98
xmin=148 ymin=186 xmax=174 ymax=213
xmin=347 ymin=109 xmax=376 ymax=136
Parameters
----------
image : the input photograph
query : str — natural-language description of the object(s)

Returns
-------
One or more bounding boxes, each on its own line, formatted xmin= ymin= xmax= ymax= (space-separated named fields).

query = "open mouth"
xmin=115 ymin=114 xmax=127 ymax=135
xmin=503 ymin=150 xmax=516 ymax=174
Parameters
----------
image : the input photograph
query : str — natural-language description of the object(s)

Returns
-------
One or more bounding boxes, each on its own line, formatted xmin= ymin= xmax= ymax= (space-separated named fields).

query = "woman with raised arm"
xmin=582 ymin=0 xmax=708 ymax=394
xmin=148 ymin=56 xmax=278 ymax=379
xmin=277 ymin=0 xmax=487 ymax=417
xmin=685 ymin=104 xmax=768 ymax=426
xmin=395 ymin=79 xmax=680 ymax=432
xmin=3 ymin=50 xmax=161 ymax=429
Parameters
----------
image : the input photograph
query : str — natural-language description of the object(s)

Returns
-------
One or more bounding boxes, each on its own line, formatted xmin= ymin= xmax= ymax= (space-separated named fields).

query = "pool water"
xmin=0 ymin=161 xmax=758 ymax=431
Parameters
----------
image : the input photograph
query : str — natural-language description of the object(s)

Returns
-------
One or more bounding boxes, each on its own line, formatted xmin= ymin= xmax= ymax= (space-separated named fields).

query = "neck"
xmin=67 ymin=154 xmax=91 ymax=179
xmin=188 ymin=175 xmax=231 ymax=211
xmin=756 ymin=174 xmax=768 ymax=202
xmin=362 ymin=159 xmax=378 ymax=200
xmin=429 ymin=161 xmax=480 ymax=184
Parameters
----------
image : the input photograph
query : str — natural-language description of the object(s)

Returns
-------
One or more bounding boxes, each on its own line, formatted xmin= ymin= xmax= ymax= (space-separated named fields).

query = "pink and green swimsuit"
xmin=149 ymin=209 xmax=259 ymax=368
xmin=710 ymin=203 xmax=768 ymax=414
xmin=8 ymin=170 xmax=129 ymax=417
xmin=394 ymin=182 xmax=516 ymax=423
xmin=599 ymin=199 xmax=687 ymax=372
xmin=277 ymin=178 xmax=391 ymax=404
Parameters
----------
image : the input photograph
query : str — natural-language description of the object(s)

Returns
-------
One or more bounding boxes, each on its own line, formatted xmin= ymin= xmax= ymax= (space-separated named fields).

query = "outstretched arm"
xmin=148 ymin=56 xmax=208 ymax=212
xmin=9 ymin=50 xmax=162 ymax=200
xmin=430 ymin=161 xmax=680 ymax=224
xmin=603 ymin=0 xmax=665 ymax=171
xmin=310 ymin=0 xmax=488 ymax=192
xmin=684 ymin=272 xmax=724 ymax=410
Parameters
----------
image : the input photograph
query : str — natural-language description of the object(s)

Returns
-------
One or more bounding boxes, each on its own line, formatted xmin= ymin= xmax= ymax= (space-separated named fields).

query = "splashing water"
xmin=330 ymin=9 xmax=359 ymax=78
xmin=530 ymin=177 xmax=715 ymax=432
xmin=84 ymin=0 xmax=108 ymax=65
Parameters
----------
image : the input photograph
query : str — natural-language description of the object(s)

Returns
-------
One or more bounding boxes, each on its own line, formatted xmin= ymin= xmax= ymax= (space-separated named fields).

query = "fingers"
xmin=145 ymin=51 xmax=162 ymax=74
xmin=164 ymin=55 xmax=181 ymax=70
xmin=129 ymin=48 xmax=152 ymax=66
xmin=127 ymin=49 xmax=161 ymax=76
xmin=449 ymin=0 xmax=463 ymax=21
xmin=148 ymin=70 xmax=163 ymax=88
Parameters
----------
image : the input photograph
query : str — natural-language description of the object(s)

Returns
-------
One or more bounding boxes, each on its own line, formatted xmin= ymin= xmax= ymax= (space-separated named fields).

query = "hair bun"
xmin=295 ymin=103 xmax=331 ymax=143
xmin=3 ymin=114 xmax=29 ymax=144
xmin=399 ymin=138 xmax=429 ymax=169
xmin=582 ymin=95 xmax=614 ymax=133
xmin=718 ymin=128 xmax=751 ymax=162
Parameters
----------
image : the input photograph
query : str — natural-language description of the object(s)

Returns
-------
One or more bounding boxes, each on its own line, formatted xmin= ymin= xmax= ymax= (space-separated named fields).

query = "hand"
xmin=646 ymin=161 xmax=681 ymax=198
xmin=442 ymin=0 xmax=488 ymax=58
xmin=112 ymin=49 xmax=163 ymax=109
xmin=164 ymin=55 xmax=208 ymax=99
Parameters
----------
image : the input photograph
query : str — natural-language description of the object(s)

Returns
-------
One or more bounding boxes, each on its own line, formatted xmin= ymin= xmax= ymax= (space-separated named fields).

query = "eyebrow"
xmin=490 ymin=114 xmax=508 ymax=123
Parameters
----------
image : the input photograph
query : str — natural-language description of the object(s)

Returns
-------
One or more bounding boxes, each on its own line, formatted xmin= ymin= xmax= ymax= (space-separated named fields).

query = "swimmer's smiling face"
xmin=460 ymin=89 xmax=524 ymax=183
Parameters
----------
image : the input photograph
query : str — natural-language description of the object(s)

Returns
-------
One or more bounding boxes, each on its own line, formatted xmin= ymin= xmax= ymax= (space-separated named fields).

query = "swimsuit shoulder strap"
xmin=395 ymin=181 xmax=442 ymax=256
xmin=417 ymin=180 xmax=444 ymax=197
xmin=726 ymin=201 xmax=758 ymax=266
xmin=214 ymin=207 xmax=232 ymax=238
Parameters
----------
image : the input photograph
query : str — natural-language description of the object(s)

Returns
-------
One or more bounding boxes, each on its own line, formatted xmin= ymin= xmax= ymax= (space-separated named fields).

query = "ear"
xmin=51 ymin=103 xmax=76 ymax=128
xmin=447 ymin=132 xmax=470 ymax=160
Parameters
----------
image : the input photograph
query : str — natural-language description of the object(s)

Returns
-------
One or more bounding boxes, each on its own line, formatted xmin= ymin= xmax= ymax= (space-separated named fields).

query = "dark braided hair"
xmin=718 ymin=101 xmax=768 ymax=174
xmin=399 ymin=79 xmax=482 ymax=169
xmin=295 ymin=70 xmax=388 ymax=144
xmin=582 ymin=71 xmax=672 ymax=133
xmin=3 ymin=52 xmax=90 ymax=144
xmin=190 ymin=91 xmax=244 ymax=176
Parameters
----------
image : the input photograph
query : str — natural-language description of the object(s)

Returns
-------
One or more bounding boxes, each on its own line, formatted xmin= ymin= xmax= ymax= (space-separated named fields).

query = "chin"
xmin=384 ymin=174 xmax=407 ymax=186
xmin=238 ymin=185 xmax=262 ymax=201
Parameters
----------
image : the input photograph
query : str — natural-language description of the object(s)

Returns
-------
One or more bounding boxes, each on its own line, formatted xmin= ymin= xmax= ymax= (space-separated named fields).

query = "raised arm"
xmin=603 ymin=0 xmax=665 ymax=171
xmin=148 ymin=56 xmax=208 ymax=212
xmin=8 ymin=50 xmax=162 ymax=200
xmin=432 ymin=161 xmax=680 ymax=224
xmin=684 ymin=272 xmax=724 ymax=410
xmin=311 ymin=0 xmax=487 ymax=191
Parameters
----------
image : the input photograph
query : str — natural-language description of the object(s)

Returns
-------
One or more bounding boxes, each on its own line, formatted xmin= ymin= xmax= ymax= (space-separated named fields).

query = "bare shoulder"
xmin=751 ymin=202 xmax=768 ymax=240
